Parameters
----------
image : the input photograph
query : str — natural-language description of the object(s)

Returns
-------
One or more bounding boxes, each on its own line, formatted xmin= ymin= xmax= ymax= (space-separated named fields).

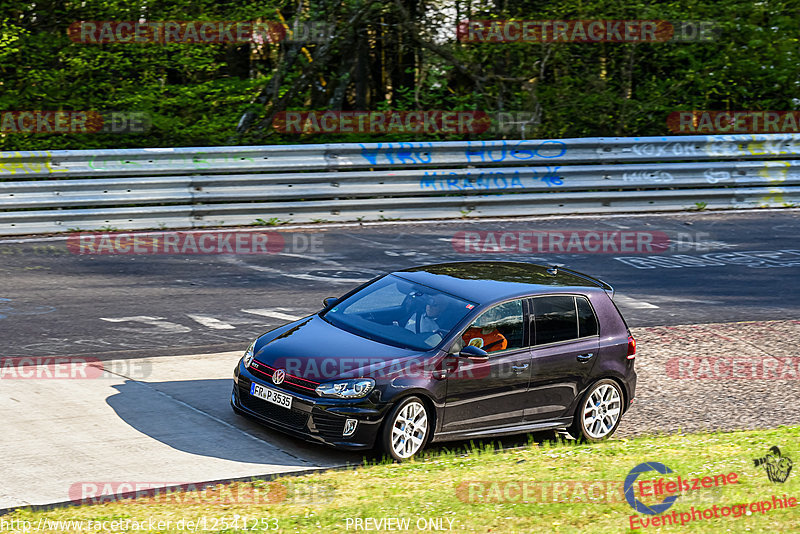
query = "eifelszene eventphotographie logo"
xmin=624 ymin=462 xmax=680 ymax=515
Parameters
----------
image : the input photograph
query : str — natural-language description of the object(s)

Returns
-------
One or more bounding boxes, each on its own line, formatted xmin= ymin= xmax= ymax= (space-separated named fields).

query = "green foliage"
xmin=253 ymin=217 xmax=289 ymax=225
xmin=1 ymin=0 xmax=799 ymax=150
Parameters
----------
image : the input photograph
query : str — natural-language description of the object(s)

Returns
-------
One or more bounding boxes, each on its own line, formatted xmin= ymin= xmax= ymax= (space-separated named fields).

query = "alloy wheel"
xmin=581 ymin=383 xmax=622 ymax=439
xmin=390 ymin=400 xmax=428 ymax=459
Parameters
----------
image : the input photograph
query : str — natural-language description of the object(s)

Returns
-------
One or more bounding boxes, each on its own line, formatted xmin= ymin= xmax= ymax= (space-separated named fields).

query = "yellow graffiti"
xmin=746 ymin=140 xmax=766 ymax=156
xmin=758 ymin=161 xmax=790 ymax=184
xmin=0 ymin=150 xmax=67 ymax=174
xmin=759 ymin=187 xmax=786 ymax=206
xmin=746 ymin=136 xmax=796 ymax=156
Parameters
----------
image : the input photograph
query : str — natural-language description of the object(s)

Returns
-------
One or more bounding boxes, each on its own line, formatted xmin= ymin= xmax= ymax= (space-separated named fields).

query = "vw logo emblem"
xmin=272 ymin=369 xmax=286 ymax=385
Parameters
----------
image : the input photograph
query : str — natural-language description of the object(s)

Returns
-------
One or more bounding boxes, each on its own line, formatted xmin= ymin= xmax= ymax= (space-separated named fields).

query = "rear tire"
xmin=380 ymin=396 xmax=431 ymax=461
xmin=569 ymin=379 xmax=623 ymax=442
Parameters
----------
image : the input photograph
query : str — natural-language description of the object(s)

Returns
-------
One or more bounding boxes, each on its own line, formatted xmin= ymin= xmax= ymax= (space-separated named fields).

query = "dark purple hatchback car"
xmin=232 ymin=262 xmax=636 ymax=460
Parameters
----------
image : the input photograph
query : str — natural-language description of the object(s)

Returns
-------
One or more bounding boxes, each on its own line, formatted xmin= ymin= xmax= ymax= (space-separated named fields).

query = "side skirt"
xmin=430 ymin=418 xmax=574 ymax=443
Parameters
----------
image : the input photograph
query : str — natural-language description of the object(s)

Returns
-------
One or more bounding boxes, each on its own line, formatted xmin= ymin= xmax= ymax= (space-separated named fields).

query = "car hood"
xmin=252 ymin=314 xmax=431 ymax=381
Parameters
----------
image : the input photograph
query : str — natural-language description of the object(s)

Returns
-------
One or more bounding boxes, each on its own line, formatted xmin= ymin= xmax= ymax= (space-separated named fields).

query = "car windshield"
xmin=322 ymin=274 xmax=477 ymax=351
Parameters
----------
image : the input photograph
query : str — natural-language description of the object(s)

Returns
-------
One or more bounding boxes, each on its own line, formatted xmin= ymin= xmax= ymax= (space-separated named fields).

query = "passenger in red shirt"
xmin=462 ymin=307 xmax=508 ymax=353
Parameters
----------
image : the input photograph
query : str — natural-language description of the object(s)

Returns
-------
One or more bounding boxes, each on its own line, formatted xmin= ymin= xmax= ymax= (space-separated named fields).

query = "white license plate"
xmin=250 ymin=382 xmax=293 ymax=409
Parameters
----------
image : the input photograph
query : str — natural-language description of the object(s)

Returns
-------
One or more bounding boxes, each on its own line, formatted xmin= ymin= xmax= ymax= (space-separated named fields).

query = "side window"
xmin=532 ymin=296 xmax=578 ymax=345
xmin=460 ymin=299 xmax=524 ymax=354
xmin=577 ymin=297 xmax=598 ymax=337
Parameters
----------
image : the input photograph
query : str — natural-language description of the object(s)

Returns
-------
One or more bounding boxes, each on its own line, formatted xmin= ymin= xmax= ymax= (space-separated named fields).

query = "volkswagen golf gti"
xmin=232 ymin=261 xmax=637 ymax=460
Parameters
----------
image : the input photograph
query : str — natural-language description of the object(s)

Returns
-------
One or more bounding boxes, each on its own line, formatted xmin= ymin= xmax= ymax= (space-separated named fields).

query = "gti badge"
xmin=272 ymin=369 xmax=286 ymax=385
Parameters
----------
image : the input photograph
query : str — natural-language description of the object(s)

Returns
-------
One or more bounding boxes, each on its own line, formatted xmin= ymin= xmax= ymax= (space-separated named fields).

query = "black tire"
xmin=380 ymin=396 xmax=431 ymax=461
xmin=569 ymin=379 xmax=624 ymax=442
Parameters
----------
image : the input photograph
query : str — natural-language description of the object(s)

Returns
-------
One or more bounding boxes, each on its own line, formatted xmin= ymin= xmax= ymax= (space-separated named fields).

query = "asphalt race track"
xmin=1 ymin=209 xmax=799 ymax=511
xmin=2 ymin=210 xmax=799 ymax=358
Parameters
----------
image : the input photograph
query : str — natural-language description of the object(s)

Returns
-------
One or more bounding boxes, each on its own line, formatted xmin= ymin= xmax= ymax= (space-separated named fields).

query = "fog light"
xmin=343 ymin=418 xmax=358 ymax=437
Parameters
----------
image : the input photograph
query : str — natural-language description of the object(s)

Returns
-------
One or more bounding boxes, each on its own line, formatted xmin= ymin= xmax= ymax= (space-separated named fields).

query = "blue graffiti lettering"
xmin=360 ymin=142 xmax=434 ymax=165
xmin=534 ymin=166 xmax=563 ymax=186
xmin=465 ymin=140 xmax=567 ymax=163
xmin=420 ymin=170 xmax=527 ymax=191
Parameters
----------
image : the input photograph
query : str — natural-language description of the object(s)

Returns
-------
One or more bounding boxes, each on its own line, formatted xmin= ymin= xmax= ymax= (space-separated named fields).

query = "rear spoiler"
xmin=550 ymin=265 xmax=615 ymax=299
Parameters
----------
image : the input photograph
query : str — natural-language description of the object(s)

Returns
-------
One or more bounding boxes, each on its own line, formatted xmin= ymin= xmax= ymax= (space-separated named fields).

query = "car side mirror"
xmin=458 ymin=344 xmax=489 ymax=362
xmin=322 ymin=297 xmax=338 ymax=309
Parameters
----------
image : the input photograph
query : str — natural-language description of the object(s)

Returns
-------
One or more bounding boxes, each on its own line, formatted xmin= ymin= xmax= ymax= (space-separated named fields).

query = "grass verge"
xmin=4 ymin=426 xmax=799 ymax=533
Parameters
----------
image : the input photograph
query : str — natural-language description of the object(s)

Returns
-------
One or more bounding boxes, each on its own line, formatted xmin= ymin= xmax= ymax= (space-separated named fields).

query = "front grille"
xmin=238 ymin=382 xmax=309 ymax=430
xmin=312 ymin=409 xmax=347 ymax=438
xmin=249 ymin=361 xmax=320 ymax=397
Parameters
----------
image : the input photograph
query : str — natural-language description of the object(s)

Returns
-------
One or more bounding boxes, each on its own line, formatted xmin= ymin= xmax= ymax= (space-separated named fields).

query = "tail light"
xmin=626 ymin=335 xmax=636 ymax=359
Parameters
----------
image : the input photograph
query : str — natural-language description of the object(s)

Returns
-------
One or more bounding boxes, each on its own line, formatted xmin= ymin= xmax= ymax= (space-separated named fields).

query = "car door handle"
xmin=577 ymin=353 xmax=594 ymax=363
xmin=511 ymin=363 xmax=529 ymax=374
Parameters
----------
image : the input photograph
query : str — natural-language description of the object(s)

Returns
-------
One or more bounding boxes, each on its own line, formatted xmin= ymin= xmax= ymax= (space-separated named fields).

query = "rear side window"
xmin=532 ymin=296 xmax=577 ymax=344
xmin=577 ymin=296 xmax=598 ymax=337
xmin=532 ymin=295 xmax=599 ymax=345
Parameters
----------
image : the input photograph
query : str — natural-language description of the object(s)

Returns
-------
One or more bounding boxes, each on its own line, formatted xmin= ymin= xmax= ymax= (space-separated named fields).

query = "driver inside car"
xmin=462 ymin=306 xmax=508 ymax=353
xmin=404 ymin=293 xmax=449 ymax=344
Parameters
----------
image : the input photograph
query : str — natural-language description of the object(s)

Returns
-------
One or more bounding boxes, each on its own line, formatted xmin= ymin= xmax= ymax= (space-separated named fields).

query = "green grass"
xmin=5 ymin=426 xmax=800 ymax=533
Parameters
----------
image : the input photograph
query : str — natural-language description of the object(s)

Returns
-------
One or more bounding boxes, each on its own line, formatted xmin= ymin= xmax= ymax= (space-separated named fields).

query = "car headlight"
xmin=242 ymin=340 xmax=256 ymax=368
xmin=315 ymin=378 xmax=375 ymax=399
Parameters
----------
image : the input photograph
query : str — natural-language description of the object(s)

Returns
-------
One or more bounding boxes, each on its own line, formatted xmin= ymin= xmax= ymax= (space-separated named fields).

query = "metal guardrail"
xmin=2 ymin=134 xmax=800 ymax=235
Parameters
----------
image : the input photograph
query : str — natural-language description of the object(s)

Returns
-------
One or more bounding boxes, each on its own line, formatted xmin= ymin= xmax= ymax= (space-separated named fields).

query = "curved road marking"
xmin=222 ymin=255 xmax=382 ymax=284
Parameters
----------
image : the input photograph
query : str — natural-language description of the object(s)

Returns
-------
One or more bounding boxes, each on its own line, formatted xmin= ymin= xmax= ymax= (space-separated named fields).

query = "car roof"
xmin=391 ymin=261 xmax=609 ymax=305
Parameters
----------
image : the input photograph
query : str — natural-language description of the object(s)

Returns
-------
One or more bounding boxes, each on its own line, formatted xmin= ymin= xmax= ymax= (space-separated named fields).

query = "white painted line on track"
xmin=221 ymin=256 xmax=378 ymax=284
xmin=614 ymin=295 xmax=660 ymax=309
xmin=100 ymin=316 xmax=193 ymax=333
xmin=241 ymin=309 xmax=303 ymax=321
xmin=187 ymin=314 xmax=237 ymax=330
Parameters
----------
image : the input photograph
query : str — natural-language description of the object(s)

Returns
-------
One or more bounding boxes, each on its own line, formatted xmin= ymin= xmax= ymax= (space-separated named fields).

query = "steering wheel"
xmin=433 ymin=328 xmax=448 ymax=338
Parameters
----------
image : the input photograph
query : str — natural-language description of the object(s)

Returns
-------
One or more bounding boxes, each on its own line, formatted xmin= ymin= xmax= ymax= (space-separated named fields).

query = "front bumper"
xmin=232 ymin=362 xmax=387 ymax=450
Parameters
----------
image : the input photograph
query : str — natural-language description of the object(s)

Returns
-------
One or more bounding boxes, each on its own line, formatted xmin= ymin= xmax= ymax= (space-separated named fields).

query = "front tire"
xmin=380 ymin=396 xmax=430 ymax=461
xmin=569 ymin=379 xmax=623 ymax=442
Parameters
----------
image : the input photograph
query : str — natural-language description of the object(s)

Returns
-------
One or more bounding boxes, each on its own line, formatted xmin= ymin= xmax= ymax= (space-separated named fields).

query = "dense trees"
xmin=1 ymin=0 xmax=798 ymax=150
